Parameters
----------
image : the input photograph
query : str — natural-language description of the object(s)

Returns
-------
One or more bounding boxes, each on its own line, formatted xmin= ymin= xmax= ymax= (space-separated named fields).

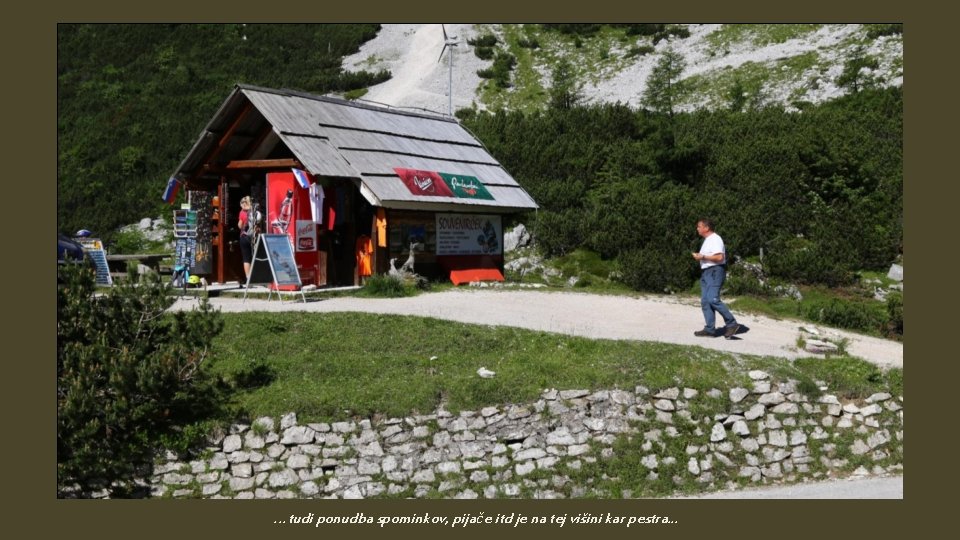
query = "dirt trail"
xmin=170 ymin=289 xmax=902 ymax=369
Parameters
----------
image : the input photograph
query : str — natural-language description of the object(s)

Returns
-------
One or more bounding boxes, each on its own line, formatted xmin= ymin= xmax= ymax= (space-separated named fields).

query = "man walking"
xmin=692 ymin=219 xmax=740 ymax=338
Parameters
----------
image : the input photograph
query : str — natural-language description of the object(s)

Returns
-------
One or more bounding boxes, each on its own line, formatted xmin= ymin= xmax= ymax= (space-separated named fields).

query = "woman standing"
xmin=238 ymin=196 xmax=260 ymax=279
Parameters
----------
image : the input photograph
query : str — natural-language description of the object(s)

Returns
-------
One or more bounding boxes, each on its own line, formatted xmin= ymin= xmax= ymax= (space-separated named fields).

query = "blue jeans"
xmin=700 ymin=266 xmax=737 ymax=331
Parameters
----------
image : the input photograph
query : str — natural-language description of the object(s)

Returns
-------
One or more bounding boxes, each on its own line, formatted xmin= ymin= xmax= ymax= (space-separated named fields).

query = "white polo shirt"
xmin=699 ymin=232 xmax=726 ymax=270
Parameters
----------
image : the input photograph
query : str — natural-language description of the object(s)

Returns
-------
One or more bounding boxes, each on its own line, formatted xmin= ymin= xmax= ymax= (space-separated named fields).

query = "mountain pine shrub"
xmin=57 ymin=264 xmax=224 ymax=497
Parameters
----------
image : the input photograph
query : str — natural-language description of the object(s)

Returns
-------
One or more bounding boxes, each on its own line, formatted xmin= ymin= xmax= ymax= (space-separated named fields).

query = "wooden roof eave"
xmin=187 ymin=101 xmax=254 ymax=179
xmin=225 ymin=158 xmax=302 ymax=170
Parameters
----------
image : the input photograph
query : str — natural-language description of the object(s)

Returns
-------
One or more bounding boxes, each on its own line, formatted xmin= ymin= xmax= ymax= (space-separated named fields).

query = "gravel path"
xmin=171 ymin=288 xmax=902 ymax=369
xmin=672 ymin=474 xmax=902 ymax=499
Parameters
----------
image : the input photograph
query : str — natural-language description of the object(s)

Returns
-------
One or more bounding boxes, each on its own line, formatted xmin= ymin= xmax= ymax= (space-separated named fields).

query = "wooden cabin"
xmin=170 ymin=84 xmax=538 ymax=287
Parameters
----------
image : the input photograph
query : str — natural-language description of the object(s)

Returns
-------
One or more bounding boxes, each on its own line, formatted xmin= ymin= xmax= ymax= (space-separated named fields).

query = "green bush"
xmin=125 ymin=260 xmax=140 ymax=282
xmin=343 ymin=88 xmax=368 ymax=100
xmin=765 ymin=234 xmax=855 ymax=287
xmin=541 ymin=24 xmax=604 ymax=36
xmin=532 ymin=209 xmax=584 ymax=256
xmin=517 ymin=37 xmax=539 ymax=49
xmin=468 ymin=33 xmax=498 ymax=48
xmin=800 ymin=297 xmax=887 ymax=334
xmin=625 ymin=24 xmax=667 ymax=37
xmin=865 ymin=24 xmax=902 ymax=39
xmin=57 ymin=263 xmax=224 ymax=497
xmin=665 ymin=26 xmax=691 ymax=40
xmin=111 ymin=228 xmax=147 ymax=255
xmin=110 ymin=223 xmax=171 ymax=255
xmin=617 ymin=247 xmax=695 ymax=293
xmin=639 ymin=25 xmax=691 ymax=44
xmin=723 ymin=263 xmax=770 ymax=297
xmin=627 ymin=45 xmax=656 ymax=58
xmin=474 ymin=46 xmax=495 ymax=60
xmin=451 ymin=89 xmax=903 ymax=293
xmin=491 ymin=52 xmax=516 ymax=88
xmin=469 ymin=34 xmax=499 ymax=60
xmin=885 ymin=291 xmax=903 ymax=338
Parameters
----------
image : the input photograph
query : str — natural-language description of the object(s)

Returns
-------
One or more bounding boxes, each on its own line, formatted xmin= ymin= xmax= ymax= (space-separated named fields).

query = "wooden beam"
xmin=217 ymin=102 xmax=252 ymax=149
xmin=241 ymin=125 xmax=277 ymax=160
xmin=226 ymin=158 xmax=302 ymax=170
xmin=190 ymin=101 xmax=253 ymax=178
xmin=182 ymin=175 xmax=220 ymax=191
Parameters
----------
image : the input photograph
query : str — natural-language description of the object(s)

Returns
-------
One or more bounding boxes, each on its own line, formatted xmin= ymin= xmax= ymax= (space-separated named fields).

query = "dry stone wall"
xmin=151 ymin=370 xmax=903 ymax=499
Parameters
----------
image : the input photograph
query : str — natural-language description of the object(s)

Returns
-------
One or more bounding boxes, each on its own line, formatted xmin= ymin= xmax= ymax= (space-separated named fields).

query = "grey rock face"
xmin=887 ymin=264 xmax=903 ymax=282
xmin=504 ymin=224 xmax=532 ymax=252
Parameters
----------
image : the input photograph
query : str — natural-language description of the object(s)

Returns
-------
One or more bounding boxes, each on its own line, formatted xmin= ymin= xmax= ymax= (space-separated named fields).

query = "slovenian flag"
xmin=162 ymin=177 xmax=180 ymax=204
xmin=292 ymin=168 xmax=312 ymax=189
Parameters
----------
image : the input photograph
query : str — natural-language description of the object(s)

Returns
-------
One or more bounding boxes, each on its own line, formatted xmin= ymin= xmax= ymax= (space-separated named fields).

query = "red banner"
xmin=394 ymin=167 xmax=454 ymax=197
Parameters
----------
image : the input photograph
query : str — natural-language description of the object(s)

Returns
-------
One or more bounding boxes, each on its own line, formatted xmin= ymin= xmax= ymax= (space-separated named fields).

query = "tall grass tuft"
xmin=358 ymin=274 xmax=415 ymax=298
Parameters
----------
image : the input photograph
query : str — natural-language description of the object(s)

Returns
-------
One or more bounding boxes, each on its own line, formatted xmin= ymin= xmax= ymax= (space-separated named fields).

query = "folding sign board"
xmin=243 ymin=234 xmax=306 ymax=303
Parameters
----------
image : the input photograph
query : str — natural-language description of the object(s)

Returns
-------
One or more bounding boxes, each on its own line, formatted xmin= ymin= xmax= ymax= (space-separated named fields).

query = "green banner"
xmin=439 ymin=173 xmax=495 ymax=200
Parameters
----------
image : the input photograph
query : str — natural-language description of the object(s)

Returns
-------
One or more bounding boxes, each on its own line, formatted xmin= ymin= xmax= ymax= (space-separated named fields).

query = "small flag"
xmin=292 ymin=168 xmax=311 ymax=189
xmin=162 ymin=177 xmax=180 ymax=204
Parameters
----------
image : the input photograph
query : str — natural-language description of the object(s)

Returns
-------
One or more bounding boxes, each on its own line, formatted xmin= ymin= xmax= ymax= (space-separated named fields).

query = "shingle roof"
xmin=173 ymin=84 xmax=537 ymax=213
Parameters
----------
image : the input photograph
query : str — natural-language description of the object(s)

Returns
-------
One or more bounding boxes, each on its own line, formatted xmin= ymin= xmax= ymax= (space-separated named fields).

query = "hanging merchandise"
xmin=356 ymin=235 xmax=373 ymax=277
xmin=172 ymin=236 xmax=196 ymax=288
xmin=172 ymin=204 xmax=206 ymax=274
xmin=309 ymin=183 xmax=324 ymax=225
xmin=188 ymin=190 xmax=213 ymax=275
xmin=376 ymin=208 xmax=387 ymax=248
xmin=173 ymin=209 xmax=198 ymax=238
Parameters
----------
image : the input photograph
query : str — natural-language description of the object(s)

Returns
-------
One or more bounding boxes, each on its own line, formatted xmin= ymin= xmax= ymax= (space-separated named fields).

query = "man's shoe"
xmin=694 ymin=329 xmax=715 ymax=337
xmin=723 ymin=323 xmax=741 ymax=338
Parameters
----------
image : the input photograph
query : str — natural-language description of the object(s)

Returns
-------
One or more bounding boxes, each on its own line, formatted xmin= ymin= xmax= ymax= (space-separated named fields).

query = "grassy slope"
xmin=206 ymin=311 xmax=901 ymax=424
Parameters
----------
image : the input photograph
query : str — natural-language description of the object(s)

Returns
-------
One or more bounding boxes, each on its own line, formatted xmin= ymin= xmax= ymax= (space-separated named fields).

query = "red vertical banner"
xmin=266 ymin=172 xmax=318 ymax=286
xmin=324 ymin=186 xmax=337 ymax=231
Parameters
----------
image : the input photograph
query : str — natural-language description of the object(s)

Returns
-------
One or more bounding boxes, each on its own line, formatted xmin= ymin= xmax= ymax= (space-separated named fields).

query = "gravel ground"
xmin=170 ymin=288 xmax=902 ymax=369
xmin=672 ymin=474 xmax=902 ymax=499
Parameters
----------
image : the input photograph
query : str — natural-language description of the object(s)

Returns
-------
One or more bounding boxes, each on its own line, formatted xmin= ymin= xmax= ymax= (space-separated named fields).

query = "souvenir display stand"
xmin=172 ymin=208 xmax=198 ymax=291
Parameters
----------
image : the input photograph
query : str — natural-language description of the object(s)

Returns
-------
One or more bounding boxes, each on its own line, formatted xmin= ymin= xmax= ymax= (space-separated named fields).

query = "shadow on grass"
xmin=232 ymin=362 xmax=276 ymax=390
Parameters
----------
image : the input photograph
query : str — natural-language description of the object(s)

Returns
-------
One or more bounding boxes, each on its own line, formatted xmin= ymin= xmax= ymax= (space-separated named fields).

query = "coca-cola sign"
xmin=295 ymin=220 xmax=316 ymax=252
